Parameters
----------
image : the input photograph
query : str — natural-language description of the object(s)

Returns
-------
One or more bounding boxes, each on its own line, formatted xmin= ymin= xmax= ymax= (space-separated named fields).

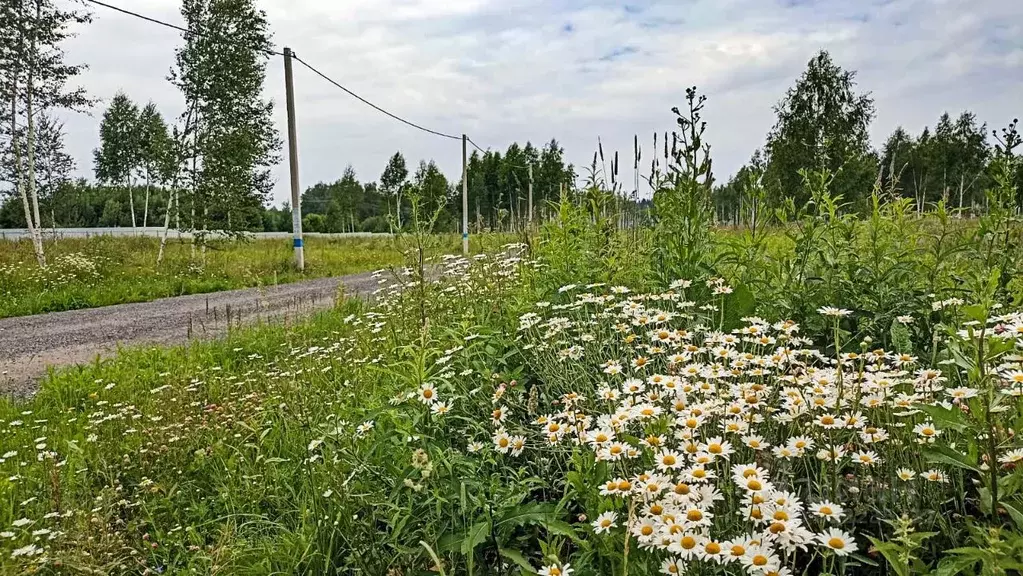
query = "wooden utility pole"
xmin=284 ymin=47 xmax=304 ymax=271
xmin=462 ymin=134 xmax=468 ymax=255
xmin=528 ymin=164 xmax=533 ymax=228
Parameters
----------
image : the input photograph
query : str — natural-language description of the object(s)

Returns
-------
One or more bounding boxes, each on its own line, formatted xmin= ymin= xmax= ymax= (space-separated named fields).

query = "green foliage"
xmin=764 ymin=50 xmax=878 ymax=212
xmin=0 ymin=234 xmax=471 ymax=318
xmin=170 ymin=0 xmax=282 ymax=240
xmin=651 ymin=87 xmax=716 ymax=291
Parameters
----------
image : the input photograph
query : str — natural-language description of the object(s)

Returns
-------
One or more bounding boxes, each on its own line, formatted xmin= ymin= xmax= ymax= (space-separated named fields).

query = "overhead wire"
xmin=290 ymin=56 xmax=461 ymax=141
xmin=83 ymin=0 xmax=285 ymax=56
xmin=465 ymin=137 xmax=487 ymax=154
xmin=84 ymin=0 xmax=474 ymax=145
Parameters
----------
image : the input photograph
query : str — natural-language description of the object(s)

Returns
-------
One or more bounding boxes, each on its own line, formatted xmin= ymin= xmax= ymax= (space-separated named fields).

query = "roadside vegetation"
xmin=0 ymin=234 xmax=472 ymax=319
xmin=2 ymin=129 xmax=1022 ymax=573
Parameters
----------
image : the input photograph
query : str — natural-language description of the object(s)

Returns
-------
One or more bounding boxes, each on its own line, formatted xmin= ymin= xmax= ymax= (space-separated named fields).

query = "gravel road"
xmin=0 ymin=272 xmax=382 ymax=397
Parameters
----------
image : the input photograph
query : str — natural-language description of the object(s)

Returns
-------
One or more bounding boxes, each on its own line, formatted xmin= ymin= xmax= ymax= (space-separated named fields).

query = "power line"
xmin=291 ymin=55 xmax=461 ymax=141
xmin=83 ymin=0 xmax=285 ymax=56
xmin=84 ymin=0 xmax=480 ymax=145
xmin=466 ymin=136 xmax=488 ymax=154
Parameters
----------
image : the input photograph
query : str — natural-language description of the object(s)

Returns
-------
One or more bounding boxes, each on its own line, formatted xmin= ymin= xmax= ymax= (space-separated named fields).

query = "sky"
xmin=57 ymin=0 xmax=1023 ymax=206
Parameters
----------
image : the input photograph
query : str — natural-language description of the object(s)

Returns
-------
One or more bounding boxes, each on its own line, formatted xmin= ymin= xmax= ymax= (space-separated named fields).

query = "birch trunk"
xmin=12 ymin=87 xmax=45 ymax=267
xmin=23 ymin=42 xmax=46 ymax=267
xmin=128 ymin=175 xmax=137 ymax=228
xmin=143 ymin=176 xmax=150 ymax=228
xmin=157 ymin=186 xmax=175 ymax=265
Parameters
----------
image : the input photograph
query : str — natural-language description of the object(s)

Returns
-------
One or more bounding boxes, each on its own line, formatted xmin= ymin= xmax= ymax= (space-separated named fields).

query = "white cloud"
xmin=54 ymin=0 xmax=1022 ymax=205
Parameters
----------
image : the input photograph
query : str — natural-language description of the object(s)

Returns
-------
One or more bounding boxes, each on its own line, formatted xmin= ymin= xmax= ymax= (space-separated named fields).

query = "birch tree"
xmin=137 ymin=101 xmax=172 ymax=228
xmin=93 ymin=92 xmax=140 ymax=227
xmin=0 ymin=0 xmax=91 ymax=266
xmin=170 ymin=0 xmax=281 ymax=258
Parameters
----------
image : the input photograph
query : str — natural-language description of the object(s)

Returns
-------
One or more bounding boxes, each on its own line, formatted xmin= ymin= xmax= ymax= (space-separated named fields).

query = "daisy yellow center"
xmin=618 ymin=481 xmax=632 ymax=491
xmin=708 ymin=443 xmax=722 ymax=454
xmin=600 ymin=519 xmax=612 ymax=528
xmin=922 ymin=428 xmax=934 ymax=436
xmin=821 ymin=416 xmax=835 ymax=425
xmin=675 ymin=483 xmax=690 ymax=495
xmin=650 ymin=504 xmax=663 ymax=515
xmin=750 ymin=508 xmax=763 ymax=520
xmin=820 ymin=506 xmax=833 ymax=515
xmin=423 ymin=389 xmax=433 ymax=398
xmin=692 ymin=468 xmax=707 ymax=479
xmin=773 ymin=510 xmax=788 ymax=521
xmin=549 ymin=569 xmax=562 ymax=576
xmin=686 ymin=509 xmax=703 ymax=521
xmin=769 ymin=522 xmax=786 ymax=534
xmin=641 ymin=525 xmax=654 ymax=536
xmin=610 ymin=445 xmax=623 ymax=455
xmin=662 ymin=455 xmax=676 ymax=466
xmin=795 ymin=441 xmax=807 ymax=449
xmin=685 ymin=418 xmax=698 ymax=428
xmin=705 ymin=542 xmax=721 ymax=554
xmin=646 ymin=436 xmax=661 ymax=446
xmin=828 ymin=537 xmax=846 ymax=549
xmin=595 ymin=433 xmax=608 ymax=442
xmin=747 ymin=479 xmax=762 ymax=491
xmin=498 ymin=438 xmax=509 ymax=448
xmin=730 ymin=545 xmax=746 ymax=556
xmin=752 ymin=555 xmax=768 ymax=566
xmin=605 ymin=481 xmax=617 ymax=491
xmin=641 ymin=408 xmax=654 ymax=416
xmin=752 ymin=494 xmax=765 ymax=504
xmin=680 ymin=536 xmax=696 ymax=549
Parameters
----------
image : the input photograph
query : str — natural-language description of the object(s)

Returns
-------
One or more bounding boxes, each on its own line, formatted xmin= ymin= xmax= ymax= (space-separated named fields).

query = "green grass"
xmin=2 ymin=197 xmax=1023 ymax=575
xmin=0 ymin=234 xmax=476 ymax=319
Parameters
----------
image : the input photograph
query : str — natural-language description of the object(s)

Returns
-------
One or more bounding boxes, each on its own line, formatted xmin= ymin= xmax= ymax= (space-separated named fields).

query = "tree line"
xmin=2 ymin=0 xmax=1018 ymax=271
xmin=710 ymin=51 xmax=1021 ymax=224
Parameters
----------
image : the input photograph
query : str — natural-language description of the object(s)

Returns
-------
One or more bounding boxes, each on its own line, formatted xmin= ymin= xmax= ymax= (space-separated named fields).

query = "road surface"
xmin=0 ymin=271 xmax=384 ymax=397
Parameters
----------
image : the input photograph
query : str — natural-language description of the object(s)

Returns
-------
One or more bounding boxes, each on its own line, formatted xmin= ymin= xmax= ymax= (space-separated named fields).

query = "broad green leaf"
xmin=541 ymin=519 xmax=582 ymax=544
xmin=495 ymin=503 xmax=558 ymax=528
xmin=1002 ymin=500 xmax=1023 ymax=530
xmin=933 ymin=552 xmax=980 ymax=576
xmin=914 ymin=403 xmax=970 ymax=433
xmin=865 ymin=537 xmax=908 ymax=576
xmin=923 ymin=445 xmax=979 ymax=474
xmin=461 ymin=521 xmax=491 ymax=554
xmin=498 ymin=547 xmax=537 ymax=574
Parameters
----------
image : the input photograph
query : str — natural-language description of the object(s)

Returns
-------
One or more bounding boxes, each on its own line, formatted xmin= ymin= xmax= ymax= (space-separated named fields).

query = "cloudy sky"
xmin=59 ymin=0 xmax=1022 ymax=206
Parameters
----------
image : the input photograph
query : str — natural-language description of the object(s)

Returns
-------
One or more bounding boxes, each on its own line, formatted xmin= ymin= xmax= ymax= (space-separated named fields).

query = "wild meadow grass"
xmin=1 ymin=163 xmax=1022 ymax=575
xmin=0 ymin=234 xmax=471 ymax=319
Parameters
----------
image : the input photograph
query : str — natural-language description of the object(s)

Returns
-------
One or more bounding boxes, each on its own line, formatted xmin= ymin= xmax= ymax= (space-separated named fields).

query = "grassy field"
xmin=0 ymin=234 xmax=475 ymax=319
xmin=2 ymin=188 xmax=1023 ymax=575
